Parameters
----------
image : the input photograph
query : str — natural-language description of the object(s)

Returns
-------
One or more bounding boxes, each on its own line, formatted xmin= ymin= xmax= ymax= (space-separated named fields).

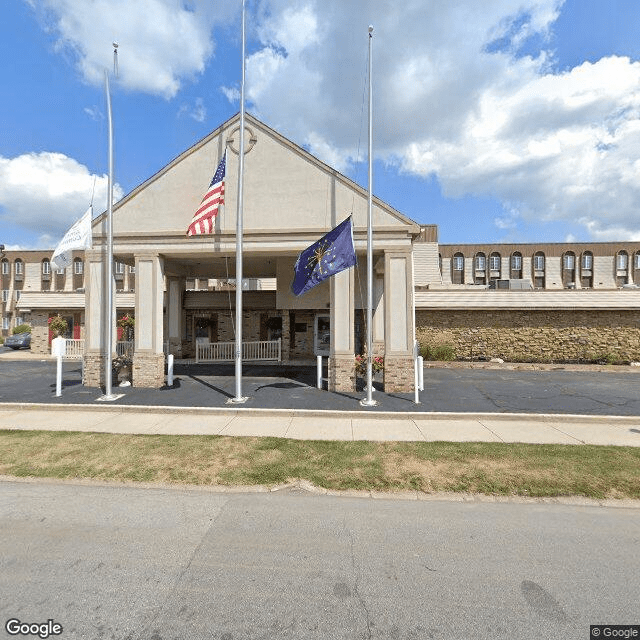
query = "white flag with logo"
xmin=51 ymin=206 xmax=93 ymax=270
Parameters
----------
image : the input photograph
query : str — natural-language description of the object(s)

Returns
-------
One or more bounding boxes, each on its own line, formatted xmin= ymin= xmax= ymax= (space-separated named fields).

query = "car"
xmin=4 ymin=332 xmax=31 ymax=350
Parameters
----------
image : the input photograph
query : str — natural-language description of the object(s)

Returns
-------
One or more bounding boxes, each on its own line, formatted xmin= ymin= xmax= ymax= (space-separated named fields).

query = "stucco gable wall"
xmin=109 ymin=116 xmax=414 ymax=238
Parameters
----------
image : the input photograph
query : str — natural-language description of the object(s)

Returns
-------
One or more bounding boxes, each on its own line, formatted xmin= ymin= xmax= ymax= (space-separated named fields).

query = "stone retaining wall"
xmin=416 ymin=309 xmax=640 ymax=362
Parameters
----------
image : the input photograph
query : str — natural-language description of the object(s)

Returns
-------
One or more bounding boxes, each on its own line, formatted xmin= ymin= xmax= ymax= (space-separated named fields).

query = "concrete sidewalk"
xmin=1 ymin=403 xmax=639 ymax=446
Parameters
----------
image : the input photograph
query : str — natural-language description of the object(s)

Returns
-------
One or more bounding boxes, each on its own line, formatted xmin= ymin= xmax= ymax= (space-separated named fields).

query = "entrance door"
xmin=314 ymin=315 xmax=330 ymax=356
xmin=193 ymin=315 xmax=217 ymax=346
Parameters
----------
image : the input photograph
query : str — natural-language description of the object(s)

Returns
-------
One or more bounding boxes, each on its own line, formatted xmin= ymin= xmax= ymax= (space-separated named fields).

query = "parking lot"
xmin=1 ymin=350 xmax=640 ymax=415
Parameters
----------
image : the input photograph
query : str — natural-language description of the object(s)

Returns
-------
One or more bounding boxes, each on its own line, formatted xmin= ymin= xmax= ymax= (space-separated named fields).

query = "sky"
xmin=2 ymin=0 xmax=640 ymax=250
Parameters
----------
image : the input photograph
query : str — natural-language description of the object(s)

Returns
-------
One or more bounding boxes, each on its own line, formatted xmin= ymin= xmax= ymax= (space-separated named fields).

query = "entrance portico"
xmin=83 ymin=113 xmax=419 ymax=392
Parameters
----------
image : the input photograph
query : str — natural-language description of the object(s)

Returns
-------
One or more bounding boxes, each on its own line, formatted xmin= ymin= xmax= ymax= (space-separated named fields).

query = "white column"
xmin=134 ymin=253 xmax=164 ymax=354
xmin=133 ymin=253 xmax=165 ymax=388
xmin=329 ymin=266 xmax=355 ymax=391
xmin=167 ymin=277 xmax=183 ymax=357
xmin=383 ymin=251 xmax=415 ymax=392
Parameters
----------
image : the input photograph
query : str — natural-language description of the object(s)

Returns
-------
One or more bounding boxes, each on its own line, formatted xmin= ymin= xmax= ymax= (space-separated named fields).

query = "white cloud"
xmin=241 ymin=0 xmax=640 ymax=239
xmin=0 ymin=152 xmax=124 ymax=240
xmin=83 ymin=105 xmax=102 ymax=121
xmin=30 ymin=0 xmax=236 ymax=98
xmin=177 ymin=97 xmax=206 ymax=123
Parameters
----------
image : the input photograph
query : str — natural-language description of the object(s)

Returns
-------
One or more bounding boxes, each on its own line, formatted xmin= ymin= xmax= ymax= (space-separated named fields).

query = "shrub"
xmin=595 ymin=352 xmax=618 ymax=365
xmin=12 ymin=324 xmax=31 ymax=335
xmin=422 ymin=343 xmax=456 ymax=361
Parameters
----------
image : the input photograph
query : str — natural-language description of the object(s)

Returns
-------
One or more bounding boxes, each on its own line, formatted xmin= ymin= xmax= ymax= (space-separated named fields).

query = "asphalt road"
xmin=1 ymin=356 xmax=640 ymax=415
xmin=0 ymin=481 xmax=638 ymax=640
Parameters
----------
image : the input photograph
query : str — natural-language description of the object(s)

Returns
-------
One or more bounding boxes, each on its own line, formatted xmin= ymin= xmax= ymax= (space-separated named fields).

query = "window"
xmin=511 ymin=253 xmax=522 ymax=270
xmin=616 ymin=252 xmax=628 ymax=270
xmin=15 ymin=316 xmax=22 ymax=326
xmin=563 ymin=253 xmax=575 ymax=269
xmin=475 ymin=254 xmax=486 ymax=271
xmin=635 ymin=253 xmax=640 ymax=269
xmin=533 ymin=252 xmax=545 ymax=271
xmin=2 ymin=317 xmax=9 ymax=330
xmin=15 ymin=291 xmax=21 ymax=301
xmin=581 ymin=253 xmax=593 ymax=270
xmin=2 ymin=290 xmax=8 ymax=303
xmin=14 ymin=260 xmax=23 ymax=276
xmin=115 ymin=261 xmax=125 ymax=275
xmin=452 ymin=253 xmax=465 ymax=284
xmin=1 ymin=260 xmax=8 ymax=275
xmin=489 ymin=253 xmax=501 ymax=271
xmin=74 ymin=259 xmax=83 ymax=275
xmin=42 ymin=259 xmax=51 ymax=275
xmin=129 ymin=265 xmax=135 ymax=273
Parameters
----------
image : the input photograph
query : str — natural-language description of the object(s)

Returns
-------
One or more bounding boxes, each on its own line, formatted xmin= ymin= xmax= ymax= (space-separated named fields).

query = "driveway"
xmin=1 ymin=357 xmax=640 ymax=415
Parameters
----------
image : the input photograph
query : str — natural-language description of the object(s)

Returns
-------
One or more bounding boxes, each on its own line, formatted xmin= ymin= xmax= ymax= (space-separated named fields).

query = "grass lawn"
xmin=1 ymin=430 xmax=639 ymax=499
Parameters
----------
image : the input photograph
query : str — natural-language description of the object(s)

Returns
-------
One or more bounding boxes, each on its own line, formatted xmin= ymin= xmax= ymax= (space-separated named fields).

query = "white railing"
xmin=196 ymin=339 xmax=281 ymax=363
xmin=54 ymin=339 xmax=133 ymax=359
xmin=63 ymin=338 xmax=84 ymax=360
xmin=116 ymin=340 xmax=134 ymax=357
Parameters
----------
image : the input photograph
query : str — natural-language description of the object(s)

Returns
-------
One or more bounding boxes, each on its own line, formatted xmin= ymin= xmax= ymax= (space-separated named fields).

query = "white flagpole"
xmin=99 ymin=43 xmax=119 ymax=401
xmin=231 ymin=0 xmax=248 ymax=403
xmin=362 ymin=25 xmax=377 ymax=407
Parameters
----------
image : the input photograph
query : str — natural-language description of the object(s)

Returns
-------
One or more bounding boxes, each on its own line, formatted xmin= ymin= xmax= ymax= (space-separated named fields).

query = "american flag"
xmin=187 ymin=152 xmax=226 ymax=236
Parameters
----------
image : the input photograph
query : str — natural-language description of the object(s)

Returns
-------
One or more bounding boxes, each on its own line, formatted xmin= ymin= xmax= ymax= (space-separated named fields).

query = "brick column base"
xmin=83 ymin=353 xmax=108 ymax=388
xmin=133 ymin=353 xmax=165 ymax=388
xmin=328 ymin=355 xmax=356 ymax=392
xmin=383 ymin=356 xmax=415 ymax=392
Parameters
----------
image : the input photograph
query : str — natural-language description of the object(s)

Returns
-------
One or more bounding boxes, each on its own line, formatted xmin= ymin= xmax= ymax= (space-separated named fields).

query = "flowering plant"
xmin=355 ymin=354 xmax=384 ymax=375
xmin=117 ymin=314 xmax=135 ymax=329
xmin=48 ymin=314 xmax=68 ymax=337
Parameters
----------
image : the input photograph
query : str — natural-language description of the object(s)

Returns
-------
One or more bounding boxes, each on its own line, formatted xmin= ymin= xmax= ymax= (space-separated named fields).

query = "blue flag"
xmin=292 ymin=217 xmax=357 ymax=296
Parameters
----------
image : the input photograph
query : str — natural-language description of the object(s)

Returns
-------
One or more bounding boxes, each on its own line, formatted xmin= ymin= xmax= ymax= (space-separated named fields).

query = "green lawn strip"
xmin=0 ymin=430 xmax=638 ymax=499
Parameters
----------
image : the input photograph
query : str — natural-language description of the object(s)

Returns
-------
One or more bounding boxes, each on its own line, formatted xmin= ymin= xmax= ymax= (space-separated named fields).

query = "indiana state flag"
xmin=292 ymin=216 xmax=357 ymax=296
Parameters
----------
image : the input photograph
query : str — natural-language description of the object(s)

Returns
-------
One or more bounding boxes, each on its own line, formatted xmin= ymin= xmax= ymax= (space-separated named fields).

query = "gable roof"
xmin=93 ymin=112 xmax=420 ymax=240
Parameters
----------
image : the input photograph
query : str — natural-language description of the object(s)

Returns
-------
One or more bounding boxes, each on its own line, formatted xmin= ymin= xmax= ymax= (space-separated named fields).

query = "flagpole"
xmin=231 ymin=0 xmax=248 ymax=403
xmin=362 ymin=25 xmax=377 ymax=407
xmin=98 ymin=43 xmax=121 ymax=402
xmin=102 ymin=67 xmax=116 ymax=400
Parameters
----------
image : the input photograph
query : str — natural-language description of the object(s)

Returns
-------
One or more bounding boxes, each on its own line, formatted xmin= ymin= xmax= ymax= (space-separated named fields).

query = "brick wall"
xmin=417 ymin=309 xmax=640 ymax=362
xmin=383 ymin=356 xmax=415 ymax=392
xmin=329 ymin=355 xmax=356 ymax=392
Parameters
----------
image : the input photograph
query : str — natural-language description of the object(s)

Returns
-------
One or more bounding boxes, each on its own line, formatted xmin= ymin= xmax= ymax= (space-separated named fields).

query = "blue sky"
xmin=1 ymin=0 xmax=640 ymax=250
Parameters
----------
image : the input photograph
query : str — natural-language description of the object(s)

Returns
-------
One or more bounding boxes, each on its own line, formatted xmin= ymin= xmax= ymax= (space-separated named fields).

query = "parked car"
xmin=4 ymin=332 xmax=31 ymax=350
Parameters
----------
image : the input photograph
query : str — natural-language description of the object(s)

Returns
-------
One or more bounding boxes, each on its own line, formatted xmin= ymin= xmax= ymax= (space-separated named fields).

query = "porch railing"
xmin=54 ymin=339 xmax=134 ymax=359
xmin=196 ymin=339 xmax=281 ymax=363
xmin=62 ymin=338 xmax=84 ymax=360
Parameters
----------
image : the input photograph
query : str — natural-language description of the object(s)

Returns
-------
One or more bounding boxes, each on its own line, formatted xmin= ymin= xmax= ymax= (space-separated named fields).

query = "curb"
xmin=2 ymin=475 xmax=639 ymax=508
xmin=1 ymin=402 xmax=639 ymax=425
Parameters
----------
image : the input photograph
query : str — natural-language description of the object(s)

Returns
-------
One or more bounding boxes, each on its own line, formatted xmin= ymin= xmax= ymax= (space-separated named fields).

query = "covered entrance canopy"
xmin=84 ymin=113 xmax=420 ymax=392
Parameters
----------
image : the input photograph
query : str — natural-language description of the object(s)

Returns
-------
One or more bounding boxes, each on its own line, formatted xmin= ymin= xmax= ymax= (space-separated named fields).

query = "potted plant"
xmin=48 ymin=315 xmax=68 ymax=338
xmin=117 ymin=314 xmax=135 ymax=341
xmin=355 ymin=354 xmax=384 ymax=376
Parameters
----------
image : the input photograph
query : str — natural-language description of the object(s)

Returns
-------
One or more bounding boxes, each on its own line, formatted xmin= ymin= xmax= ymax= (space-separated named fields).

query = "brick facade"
xmin=328 ymin=355 xmax=356 ymax=392
xmin=83 ymin=353 xmax=107 ymax=388
xmin=383 ymin=356 xmax=415 ymax=392
xmin=417 ymin=309 xmax=640 ymax=363
xmin=133 ymin=353 xmax=165 ymax=388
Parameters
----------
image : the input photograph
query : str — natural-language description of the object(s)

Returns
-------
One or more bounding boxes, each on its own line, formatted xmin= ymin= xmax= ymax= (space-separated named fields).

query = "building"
xmin=3 ymin=114 xmax=640 ymax=384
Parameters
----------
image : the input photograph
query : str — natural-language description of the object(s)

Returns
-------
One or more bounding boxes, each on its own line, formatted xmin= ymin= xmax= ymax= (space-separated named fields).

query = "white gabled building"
xmin=3 ymin=115 xmax=640 ymax=379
